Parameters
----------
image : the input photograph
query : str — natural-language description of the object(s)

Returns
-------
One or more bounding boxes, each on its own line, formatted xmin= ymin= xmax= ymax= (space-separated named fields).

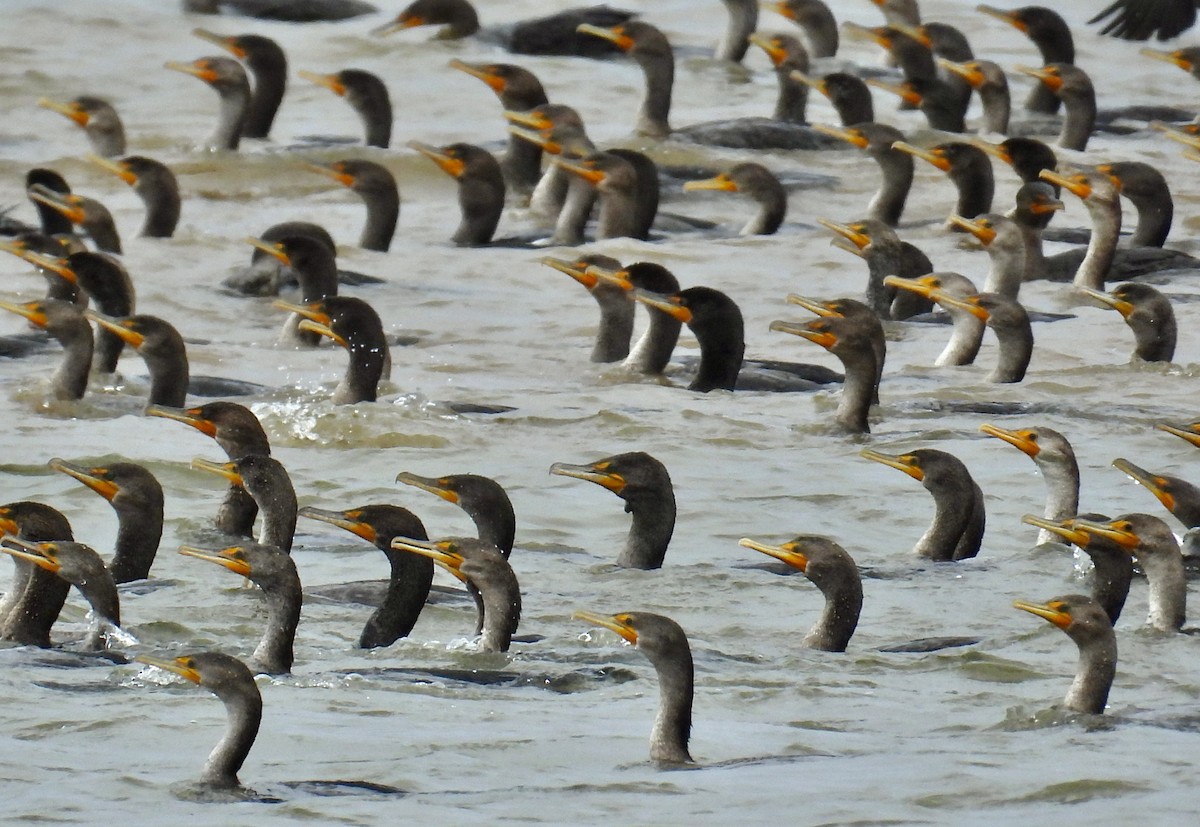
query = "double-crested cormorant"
xmin=274 ymin=296 xmax=388 ymax=403
xmin=27 ymin=185 xmax=121 ymax=254
xmin=1141 ymin=44 xmax=1200 ymax=80
xmin=682 ymin=163 xmax=786 ymax=235
xmin=89 ymin=155 xmax=181 ymax=239
xmin=811 ymin=123 xmax=912 ymax=227
xmin=792 ymin=71 xmax=874 ymax=126
xmin=885 ymin=272 xmax=983 ymax=366
xmin=0 ymin=298 xmax=91 ymax=400
xmin=86 ymin=312 xmax=189 ymax=406
xmin=1022 ymin=514 xmax=1132 ymax=624
xmin=185 ymin=0 xmax=377 ymax=21
xmin=978 ymin=5 xmax=1073 ymax=114
xmin=1015 ymin=64 xmax=1095 ymax=151
xmin=785 ymin=295 xmax=886 ymax=402
xmin=37 ymin=97 xmax=126 ymax=157
xmin=1073 ymin=514 xmax=1186 ymax=631
xmin=892 ymin=141 xmax=994 ymax=219
xmin=762 ymin=0 xmax=838 ymax=57
xmin=50 ymin=458 xmax=162 ymax=583
xmin=932 ymin=292 xmax=1032 ymax=383
xmin=299 ymin=69 xmax=392 ymax=148
xmin=556 ymin=152 xmax=656 ymax=241
xmin=541 ymin=254 xmax=633 ymax=363
xmin=1013 ymin=594 xmax=1115 ymax=714
xmin=631 ymin=286 xmax=842 ymax=392
xmin=866 ymin=75 xmax=966 ymax=133
xmin=0 ymin=537 xmax=119 ymax=650
xmin=574 ymin=610 xmax=693 ymax=764
xmin=769 ymin=313 xmax=880 ymax=433
xmin=981 ymin=425 xmax=1079 ymax=545
xmin=166 ymin=56 xmax=250 ymax=150
xmin=179 ymin=543 xmax=301 ymax=674
xmin=377 ymin=0 xmax=636 ymax=57
xmin=408 ymin=141 xmax=505 ymax=246
xmin=449 ymin=60 xmax=548 ymax=194
xmin=394 ymin=472 xmax=515 ymax=557
xmin=739 ymin=535 xmax=862 ymax=651
xmin=136 ymin=651 xmax=261 ymax=790
xmin=1008 ymin=182 xmax=1064 ymax=282
xmin=975 ymin=136 xmax=1058 ymax=187
xmin=506 ymin=104 xmax=600 ymax=245
xmin=1036 ymin=170 xmax=1117 ymax=290
xmin=1112 ymin=457 xmax=1200 ymax=529
xmin=191 ymin=29 xmax=286 ymax=139
xmin=389 ymin=537 xmax=520 ymax=652
xmin=243 ymin=233 xmax=338 ymax=323
xmin=0 ymin=501 xmax=73 ymax=648
xmin=301 ymin=160 xmax=398 ymax=252
xmin=861 ymin=448 xmax=986 ymax=560
xmin=192 ymin=455 xmax=297 ymax=553
xmin=577 ymin=21 xmax=674 ymax=139
xmin=1080 ymin=283 xmax=1176 ymax=362
xmin=550 ymin=452 xmax=674 ymax=569
xmin=145 ymin=402 xmax=270 ymax=537
xmin=299 ymin=504 xmax=432 ymax=648
xmin=1159 ymin=419 xmax=1200 ymax=449
xmin=1096 ymin=161 xmax=1173 ymax=248
xmin=938 ymin=58 xmax=1011 ymax=134
xmin=947 ymin=213 xmax=1026 ymax=299
xmin=820 ymin=219 xmax=932 ymax=318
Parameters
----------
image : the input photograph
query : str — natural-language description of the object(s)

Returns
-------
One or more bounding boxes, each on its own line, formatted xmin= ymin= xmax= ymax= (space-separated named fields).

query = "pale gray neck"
xmin=716 ymin=0 xmax=756 ymax=62
xmin=624 ymin=309 xmax=681 ymax=375
xmin=55 ymin=330 xmax=93 ymax=400
xmin=1143 ymin=552 xmax=1186 ymax=631
xmin=1018 ymin=222 xmax=1047 ymax=281
xmin=1035 ymin=460 xmax=1079 ymax=545
xmin=212 ymin=87 xmax=249 ymax=150
xmin=592 ymin=287 xmax=634 ymax=363
xmin=934 ymin=310 xmax=983 ymax=367
xmin=982 ymin=244 xmax=1025 ymax=299
xmin=251 ymin=576 xmax=301 ymax=674
xmin=979 ymin=84 xmax=1010 ymax=134
xmin=596 ymin=189 xmax=638 ymax=240
xmin=1058 ymin=91 xmax=1095 ymax=152
xmin=836 ymin=356 xmax=875 ymax=433
xmin=1073 ymin=199 xmax=1119 ymax=290
xmin=1063 ymin=634 xmax=1116 ymax=714
xmin=552 ymin=177 xmax=597 ymax=246
xmin=477 ymin=568 xmax=520 ymax=653
xmin=649 ymin=656 xmax=693 ymax=763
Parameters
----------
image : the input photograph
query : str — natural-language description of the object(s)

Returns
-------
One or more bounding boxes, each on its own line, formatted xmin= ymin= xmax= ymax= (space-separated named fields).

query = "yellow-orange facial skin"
xmin=298 ymin=70 xmax=347 ymax=97
xmin=548 ymin=461 xmax=627 ymax=493
xmin=178 ymin=544 xmax=253 ymax=577
xmin=1016 ymin=64 xmax=1063 ymax=92
xmin=768 ymin=319 xmax=838 ymax=350
xmin=297 ymin=506 xmax=380 ymax=544
xmin=948 ymin=214 xmax=997 ymax=245
xmin=539 ymin=257 xmax=599 ymax=288
xmin=38 ymin=97 xmax=90 ymax=127
xmin=1021 ymin=515 xmax=1091 ymax=546
xmin=786 ymin=295 xmax=840 ymax=318
xmin=892 ymin=141 xmax=951 ymax=172
xmin=882 ymin=274 xmax=942 ymax=300
xmin=933 ymin=292 xmax=990 ymax=322
xmin=85 ymin=313 xmax=145 ymax=348
xmin=408 ymin=141 xmax=466 ymax=178
xmin=389 ymin=538 xmax=469 ymax=583
xmin=748 ymin=33 xmax=789 ymax=67
xmin=192 ymin=27 xmax=247 ymax=59
xmin=1071 ymin=518 xmax=1141 ymax=552
xmin=272 ymin=299 xmax=330 ymax=325
xmin=48 ymin=458 xmax=121 ymax=502
xmin=395 ymin=472 xmax=463 ymax=504
xmin=817 ymin=218 xmax=871 ymax=250
xmin=1156 ymin=421 xmax=1200 ymax=448
xmin=865 ymin=77 xmax=923 ymax=107
xmin=979 ymin=424 xmax=1040 ymax=458
xmin=165 ymin=59 xmax=220 ymax=84
xmin=89 ymin=154 xmax=138 ymax=185
xmin=683 ymin=173 xmax=739 ymax=194
xmin=631 ymin=290 xmax=693 ymax=324
xmin=860 ymin=449 xmax=925 ymax=482
xmin=246 ymin=236 xmax=292 ymax=266
xmin=555 ymin=157 xmax=605 ymax=186
xmin=762 ymin=1 xmax=798 ymax=22
xmin=136 ymin=654 xmax=203 ymax=684
xmin=27 ymin=188 xmax=85 ymax=225
xmin=298 ymin=318 xmax=349 ymax=350
xmin=191 ymin=457 xmax=243 ymax=487
xmin=977 ymin=5 xmax=1028 ymax=32
xmin=576 ymin=23 xmax=635 ymax=52
xmin=0 ymin=300 xmax=50 ymax=329
xmin=811 ymin=123 xmax=870 ymax=149
xmin=1111 ymin=458 xmax=1178 ymax=512
xmin=1093 ymin=163 xmax=1125 ymax=193
xmin=1013 ymin=599 xmax=1072 ymax=630
xmin=738 ymin=537 xmax=809 ymax=572
xmin=1140 ymin=47 xmax=1195 ymax=73
xmin=938 ymin=58 xmax=986 ymax=89
xmin=449 ymin=59 xmax=507 ymax=94
xmin=144 ymin=405 xmax=219 ymax=438
xmin=0 ymin=539 xmax=61 ymax=573
xmin=573 ymin=610 xmax=638 ymax=644
xmin=1078 ymin=287 xmax=1134 ymax=319
xmin=302 ymin=161 xmax=355 ymax=189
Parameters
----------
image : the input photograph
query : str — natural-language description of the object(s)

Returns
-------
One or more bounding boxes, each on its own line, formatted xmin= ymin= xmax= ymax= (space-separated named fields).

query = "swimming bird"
xmin=408 ymin=141 xmax=505 ymax=246
xmin=574 ymin=610 xmax=693 ymax=764
xmin=866 ymin=75 xmax=966 ymax=133
xmin=449 ymin=60 xmax=548 ymax=194
xmin=1096 ymin=161 xmax=1173 ymax=248
xmin=977 ymin=5 xmax=1073 ymax=114
xmin=784 ymin=295 xmax=886 ymax=403
xmin=165 ymin=56 xmax=250 ymax=150
xmin=273 ymin=296 xmax=388 ymax=403
xmin=186 ymin=0 xmax=376 ymax=21
xmin=179 ymin=543 xmax=301 ymax=674
xmin=376 ymin=0 xmax=636 ymax=57
xmin=861 ymin=448 xmax=986 ymax=560
xmin=1073 ymin=514 xmax=1186 ymax=632
xmin=1022 ymin=515 xmax=1132 ymax=624
xmin=946 ymin=214 xmax=1026 ymax=300
xmin=682 ymin=163 xmax=786 ymax=235
xmin=980 ymin=425 xmax=1079 ymax=545
xmin=145 ymin=402 xmax=270 ymax=538
xmin=299 ymin=69 xmax=391 ymax=148
xmin=1013 ymin=594 xmax=1115 ymax=714
xmin=27 ymin=185 xmax=121 ymax=254
xmin=738 ymin=535 xmax=862 ymax=651
xmin=821 ymin=219 xmax=932 ymax=319
xmin=191 ymin=28 xmax=286 ymax=139
xmin=1014 ymin=64 xmax=1094 ymax=151
xmin=761 ymin=0 xmax=838 ymax=57
xmin=540 ymin=254 xmax=632 ymax=363
xmin=1079 ymin=283 xmax=1176 ymax=362
xmin=1112 ymin=458 xmax=1200 ymax=530
xmin=49 ymin=458 xmax=162 ymax=583
xmin=389 ymin=537 xmax=520 ymax=652
xmin=0 ymin=298 xmax=92 ymax=400
xmin=242 ymin=233 xmax=338 ymax=317
xmin=934 ymin=292 xmax=1032 ymax=383
xmin=301 ymin=160 xmax=398 ymax=252
xmin=88 ymin=155 xmax=181 ymax=239
xmin=938 ymin=58 xmax=1011 ymax=134
xmin=298 ymin=504 xmax=432 ymax=648
xmin=136 ymin=652 xmax=261 ymax=791
xmin=86 ymin=312 xmax=191 ymax=406
xmin=0 ymin=537 xmax=119 ymax=651
xmin=885 ymin=273 xmax=983 ymax=367
xmin=0 ymin=501 xmax=73 ymax=647
xmin=550 ymin=452 xmax=674 ymax=570
xmin=192 ymin=455 xmax=297 ymax=553
xmin=811 ymin=123 xmax=913 ymax=227
xmin=394 ymin=472 xmax=515 ymax=557
xmin=37 ymin=96 xmax=126 ymax=157
xmin=892 ymin=141 xmax=994 ymax=219
xmin=974 ymin=136 xmax=1059 ymax=188
xmin=555 ymin=152 xmax=656 ymax=241
xmin=791 ymin=71 xmax=874 ymax=126
xmin=769 ymin=313 xmax=881 ymax=434
xmin=576 ymin=21 xmax=674 ymax=139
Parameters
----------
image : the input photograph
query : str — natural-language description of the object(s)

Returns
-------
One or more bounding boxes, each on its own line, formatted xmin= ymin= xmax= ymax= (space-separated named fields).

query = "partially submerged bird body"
xmin=1014 ymin=594 xmax=1115 ymax=714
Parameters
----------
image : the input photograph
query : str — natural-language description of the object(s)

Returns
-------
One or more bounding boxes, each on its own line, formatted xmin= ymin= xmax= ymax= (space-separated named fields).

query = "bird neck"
xmin=1129 ymin=304 xmax=1176 ymax=362
xmin=110 ymin=501 xmax=163 ymax=584
xmin=1064 ymin=631 xmax=1116 ymax=714
xmin=255 ymin=498 xmax=296 ymax=555
xmin=0 ymin=567 xmax=69 ymax=647
xmin=357 ymin=187 xmax=399 ymax=252
xmin=213 ymin=86 xmax=249 ymax=151
xmin=649 ymin=646 xmax=694 ymax=764
xmin=982 ymin=242 xmax=1025 ymax=300
xmin=689 ymin=320 xmax=744 ymax=392
xmin=1073 ymin=198 xmax=1119 ymax=291
xmin=476 ymin=566 xmax=521 ymax=653
xmin=54 ymin=323 xmax=93 ymax=400
xmin=85 ymin=215 xmax=122 ymax=255
xmin=354 ymin=91 xmax=392 ymax=149
xmin=716 ymin=0 xmax=757 ymax=62
xmin=252 ymin=570 xmax=301 ymax=674
xmin=950 ymin=163 xmax=993 ymax=221
xmin=801 ymin=9 xmax=838 ymax=58
xmin=1057 ymin=88 xmax=1095 ymax=152
xmin=216 ymin=487 xmax=259 ymax=537
xmin=360 ymin=550 xmax=434 ymax=649
xmin=806 ymin=575 xmax=863 ymax=652
xmin=835 ymin=346 xmax=876 ymax=434
xmin=1086 ymin=549 xmax=1132 ymax=625
xmin=138 ymin=180 xmax=181 ymax=238
xmin=869 ymin=154 xmax=912 ymax=227
xmin=551 ymin=176 xmax=597 ymax=246
xmin=203 ymin=688 xmax=262 ymax=789
xmin=464 ymin=502 xmax=516 ymax=558
xmin=619 ymin=492 xmax=675 ymax=569
xmin=986 ymin=313 xmax=1032 ymax=383
xmin=979 ymin=83 xmax=1010 ymax=134
xmin=773 ymin=63 xmax=809 ymax=124
xmin=934 ymin=308 xmax=984 ymax=367
xmin=595 ymin=187 xmax=639 ymax=240
xmin=742 ymin=188 xmax=786 ymax=236
xmin=242 ymin=57 xmax=286 ymax=139
xmin=453 ymin=177 xmax=504 ymax=246
xmin=335 ymin=343 xmax=386 ymax=404
xmin=145 ymin=347 xmax=190 ymax=408
xmin=503 ymin=134 xmax=544 ymax=195
xmin=1127 ymin=191 xmax=1172 ymax=248
xmin=625 ymin=305 xmax=681 ymax=375
xmin=1035 ymin=460 xmax=1079 ymax=543
xmin=635 ymin=51 xmax=673 ymax=138
xmin=591 ymin=286 xmax=635 ymax=363
xmin=1142 ymin=552 xmax=1186 ymax=632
